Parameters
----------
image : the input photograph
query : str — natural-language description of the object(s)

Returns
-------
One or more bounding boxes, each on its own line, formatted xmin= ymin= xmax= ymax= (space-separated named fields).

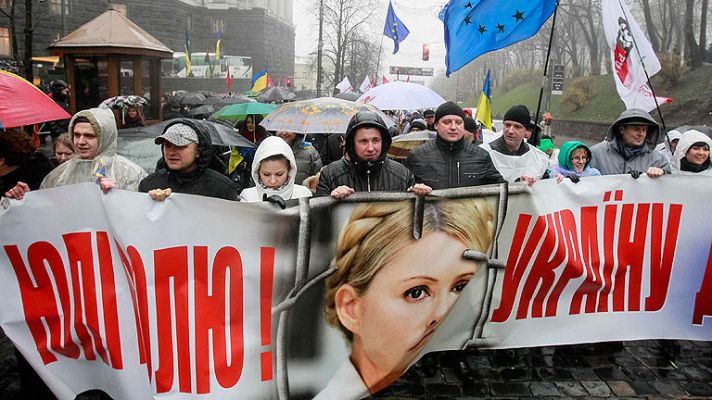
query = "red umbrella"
xmin=0 ymin=70 xmax=72 ymax=129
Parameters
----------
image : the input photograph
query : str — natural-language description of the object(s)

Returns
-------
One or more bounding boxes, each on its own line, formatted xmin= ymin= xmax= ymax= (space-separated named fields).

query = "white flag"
xmin=601 ymin=0 xmax=670 ymax=111
xmin=335 ymin=76 xmax=353 ymax=93
xmin=359 ymin=75 xmax=374 ymax=93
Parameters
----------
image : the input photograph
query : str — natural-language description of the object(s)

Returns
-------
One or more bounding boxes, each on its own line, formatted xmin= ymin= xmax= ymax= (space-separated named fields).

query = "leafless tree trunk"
xmin=684 ymin=0 xmax=702 ymax=67
xmin=640 ymin=0 xmax=662 ymax=51
xmin=700 ymin=0 xmax=708 ymax=58
xmin=23 ymin=0 xmax=33 ymax=81
xmin=0 ymin=0 xmax=20 ymax=63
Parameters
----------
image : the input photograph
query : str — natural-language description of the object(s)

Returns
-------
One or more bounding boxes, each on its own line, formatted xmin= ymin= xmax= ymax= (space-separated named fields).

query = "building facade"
xmin=0 ymin=0 xmax=294 ymax=84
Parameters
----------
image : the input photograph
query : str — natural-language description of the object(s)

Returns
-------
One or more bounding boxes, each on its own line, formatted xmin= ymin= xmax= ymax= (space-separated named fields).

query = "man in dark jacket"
xmin=139 ymin=119 xmax=238 ymax=200
xmin=316 ymin=111 xmax=415 ymax=199
xmin=405 ymin=101 xmax=504 ymax=193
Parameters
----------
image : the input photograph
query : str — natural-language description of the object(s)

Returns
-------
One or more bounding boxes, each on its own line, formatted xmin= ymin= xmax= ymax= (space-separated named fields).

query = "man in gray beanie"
xmin=405 ymin=101 xmax=503 ymax=195
xmin=480 ymin=104 xmax=549 ymax=184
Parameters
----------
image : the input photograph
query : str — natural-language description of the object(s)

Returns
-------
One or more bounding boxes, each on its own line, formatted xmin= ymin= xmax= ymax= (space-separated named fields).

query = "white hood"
xmin=250 ymin=136 xmax=299 ymax=200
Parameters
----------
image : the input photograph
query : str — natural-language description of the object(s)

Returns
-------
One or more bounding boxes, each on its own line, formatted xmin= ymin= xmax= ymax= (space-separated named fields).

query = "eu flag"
xmin=383 ymin=1 xmax=410 ymax=54
xmin=440 ymin=0 xmax=557 ymax=76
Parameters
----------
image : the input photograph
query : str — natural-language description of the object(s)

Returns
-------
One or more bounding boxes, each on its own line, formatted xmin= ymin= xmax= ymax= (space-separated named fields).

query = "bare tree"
xmin=684 ymin=0 xmax=702 ymax=67
xmin=0 ymin=0 xmax=46 ymax=81
xmin=317 ymin=0 xmax=380 ymax=93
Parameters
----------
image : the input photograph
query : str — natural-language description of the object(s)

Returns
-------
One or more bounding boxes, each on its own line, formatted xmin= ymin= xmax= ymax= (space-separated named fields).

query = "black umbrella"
xmin=119 ymin=119 xmax=255 ymax=148
xmin=203 ymin=96 xmax=252 ymax=106
xmin=257 ymin=86 xmax=295 ymax=103
xmin=179 ymin=92 xmax=207 ymax=106
xmin=188 ymin=104 xmax=218 ymax=117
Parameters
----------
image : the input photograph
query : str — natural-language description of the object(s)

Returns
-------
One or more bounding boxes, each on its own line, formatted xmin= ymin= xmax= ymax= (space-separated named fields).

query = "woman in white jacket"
xmin=239 ymin=136 xmax=313 ymax=202
xmin=670 ymin=130 xmax=712 ymax=176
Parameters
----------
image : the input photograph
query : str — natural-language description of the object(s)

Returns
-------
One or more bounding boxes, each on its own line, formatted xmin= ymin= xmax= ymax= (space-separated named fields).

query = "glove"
xmin=263 ymin=194 xmax=287 ymax=209
xmin=567 ymin=173 xmax=581 ymax=184
xmin=629 ymin=170 xmax=642 ymax=179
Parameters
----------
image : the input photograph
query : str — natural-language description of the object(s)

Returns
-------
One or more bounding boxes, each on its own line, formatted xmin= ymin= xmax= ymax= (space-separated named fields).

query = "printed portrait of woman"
xmin=317 ymin=198 xmax=495 ymax=399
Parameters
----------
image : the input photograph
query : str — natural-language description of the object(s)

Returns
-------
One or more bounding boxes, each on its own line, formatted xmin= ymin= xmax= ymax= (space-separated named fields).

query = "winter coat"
xmin=670 ymin=130 xmax=712 ymax=176
xmin=240 ymin=136 xmax=313 ymax=202
xmin=551 ymin=141 xmax=601 ymax=178
xmin=405 ymin=135 xmax=504 ymax=189
xmin=41 ymin=108 xmax=147 ymax=190
xmin=589 ymin=108 xmax=669 ymax=175
xmin=290 ymin=137 xmax=323 ymax=185
xmin=139 ymin=119 xmax=238 ymax=200
xmin=320 ymin=133 xmax=345 ymax=166
xmin=480 ymin=136 xmax=549 ymax=182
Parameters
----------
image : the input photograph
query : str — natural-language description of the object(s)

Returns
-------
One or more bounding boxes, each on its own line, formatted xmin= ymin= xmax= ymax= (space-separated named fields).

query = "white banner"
xmin=1 ymin=176 xmax=712 ymax=399
xmin=335 ymin=76 xmax=353 ymax=93
xmin=601 ymin=0 xmax=668 ymax=111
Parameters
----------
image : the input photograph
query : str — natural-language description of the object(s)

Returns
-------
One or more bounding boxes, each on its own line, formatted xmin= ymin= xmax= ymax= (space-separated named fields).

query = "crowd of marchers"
xmin=2 ymin=98 xmax=711 ymax=205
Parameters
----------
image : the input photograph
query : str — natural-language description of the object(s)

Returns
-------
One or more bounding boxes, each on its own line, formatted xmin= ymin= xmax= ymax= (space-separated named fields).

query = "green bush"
xmin=561 ymin=77 xmax=593 ymax=111
xmin=656 ymin=52 xmax=685 ymax=88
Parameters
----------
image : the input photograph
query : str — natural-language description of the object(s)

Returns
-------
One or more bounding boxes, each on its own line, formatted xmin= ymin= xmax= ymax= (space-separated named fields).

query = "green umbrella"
xmin=211 ymin=102 xmax=277 ymax=121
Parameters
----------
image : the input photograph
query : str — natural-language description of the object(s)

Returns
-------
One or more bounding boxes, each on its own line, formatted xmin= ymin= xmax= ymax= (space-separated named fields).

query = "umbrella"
xmin=260 ymin=97 xmax=395 ymax=134
xmin=210 ymin=102 xmax=277 ymax=121
xmin=203 ymin=96 xmax=252 ymax=106
xmin=357 ymin=81 xmax=446 ymax=111
xmin=334 ymin=92 xmax=361 ymax=101
xmin=257 ymin=86 xmax=296 ymax=103
xmin=178 ymin=92 xmax=207 ymax=106
xmin=188 ymin=104 xmax=218 ymax=117
xmin=388 ymin=130 xmax=435 ymax=161
xmin=100 ymin=95 xmax=147 ymax=109
xmin=119 ymin=119 xmax=255 ymax=148
xmin=676 ymin=125 xmax=712 ymax=137
xmin=0 ymin=69 xmax=72 ymax=128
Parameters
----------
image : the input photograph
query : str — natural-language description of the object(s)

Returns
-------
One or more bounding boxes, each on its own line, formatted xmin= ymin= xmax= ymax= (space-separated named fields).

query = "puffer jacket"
xmin=405 ymin=135 xmax=504 ymax=189
xmin=316 ymin=157 xmax=414 ymax=195
xmin=589 ymin=108 xmax=669 ymax=175
xmin=139 ymin=119 xmax=238 ymax=200
xmin=41 ymin=108 xmax=147 ymax=190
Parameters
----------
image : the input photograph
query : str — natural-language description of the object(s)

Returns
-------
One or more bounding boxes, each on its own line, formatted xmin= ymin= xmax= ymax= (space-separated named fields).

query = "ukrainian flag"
xmin=215 ymin=31 xmax=222 ymax=62
xmin=251 ymin=68 xmax=269 ymax=92
xmin=475 ymin=70 xmax=492 ymax=130
xmin=184 ymin=30 xmax=192 ymax=77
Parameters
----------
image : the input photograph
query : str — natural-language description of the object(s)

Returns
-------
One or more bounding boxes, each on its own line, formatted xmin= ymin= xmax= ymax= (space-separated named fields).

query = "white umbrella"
xmin=357 ymin=81 xmax=446 ymax=111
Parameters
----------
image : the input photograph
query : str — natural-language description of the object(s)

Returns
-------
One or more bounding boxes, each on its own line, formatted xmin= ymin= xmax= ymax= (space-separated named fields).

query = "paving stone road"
xmin=2 ymin=328 xmax=710 ymax=399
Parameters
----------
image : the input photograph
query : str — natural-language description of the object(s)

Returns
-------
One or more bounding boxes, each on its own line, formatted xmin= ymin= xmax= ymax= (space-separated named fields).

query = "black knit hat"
xmin=434 ymin=101 xmax=465 ymax=123
xmin=464 ymin=116 xmax=478 ymax=134
xmin=423 ymin=109 xmax=435 ymax=117
xmin=503 ymin=105 xmax=531 ymax=128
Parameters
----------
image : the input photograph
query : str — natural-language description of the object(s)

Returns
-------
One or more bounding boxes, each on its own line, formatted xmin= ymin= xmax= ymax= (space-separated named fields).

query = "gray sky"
xmin=292 ymin=0 xmax=448 ymax=83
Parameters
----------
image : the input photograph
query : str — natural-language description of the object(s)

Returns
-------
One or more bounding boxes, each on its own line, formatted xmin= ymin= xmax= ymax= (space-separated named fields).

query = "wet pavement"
xmin=2 ymin=327 xmax=710 ymax=399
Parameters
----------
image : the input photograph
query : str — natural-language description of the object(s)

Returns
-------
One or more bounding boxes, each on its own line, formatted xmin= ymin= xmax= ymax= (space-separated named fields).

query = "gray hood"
xmin=606 ymin=108 xmax=660 ymax=150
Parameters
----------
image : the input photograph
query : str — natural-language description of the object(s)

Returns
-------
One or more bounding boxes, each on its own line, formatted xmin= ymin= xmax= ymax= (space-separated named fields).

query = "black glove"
xmin=567 ymin=173 xmax=581 ymax=183
xmin=629 ymin=170 xmax=642 ymax=179
xmin=263 ymin=194 xmax=287 ymax=209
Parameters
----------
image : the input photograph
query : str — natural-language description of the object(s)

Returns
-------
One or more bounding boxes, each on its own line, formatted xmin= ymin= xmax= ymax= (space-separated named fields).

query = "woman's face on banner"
xmin=348 ymin=231 xmax=477 ymax=388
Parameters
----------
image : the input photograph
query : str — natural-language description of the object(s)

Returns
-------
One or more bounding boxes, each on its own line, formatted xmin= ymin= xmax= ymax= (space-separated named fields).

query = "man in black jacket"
xmin=316 ymin=111 xmax=415 ymax=199
xmin=139 ymin=119 xmax=238 ymax=201
xmin=405 ymin=101 xmax=504 ymax=193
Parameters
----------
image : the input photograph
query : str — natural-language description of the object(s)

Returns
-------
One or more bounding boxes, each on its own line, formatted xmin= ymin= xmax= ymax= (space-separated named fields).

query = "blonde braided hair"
xmin=324 ymin=198 xmax=495 ymax=340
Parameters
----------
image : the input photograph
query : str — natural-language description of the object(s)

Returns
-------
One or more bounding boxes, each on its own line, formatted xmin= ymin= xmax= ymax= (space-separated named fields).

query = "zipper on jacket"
xmin=367 ymin=169 xmax=371 ymax=192
xmin=457 ymin=161 xmax=461 ymax=186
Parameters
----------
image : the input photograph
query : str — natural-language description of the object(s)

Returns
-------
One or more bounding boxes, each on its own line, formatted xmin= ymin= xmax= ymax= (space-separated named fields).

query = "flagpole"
xmin=614 ymin=0 xmax=669 ymax=137
xmin=533 ymin=0 xmax=560 ymax=147
xmin=375 ymin=34 xmax=385 ymax=84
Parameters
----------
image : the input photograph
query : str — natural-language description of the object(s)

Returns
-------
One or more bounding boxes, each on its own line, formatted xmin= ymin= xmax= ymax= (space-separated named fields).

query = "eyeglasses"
xmin=571 ymin=156 xmax=588 ymax=162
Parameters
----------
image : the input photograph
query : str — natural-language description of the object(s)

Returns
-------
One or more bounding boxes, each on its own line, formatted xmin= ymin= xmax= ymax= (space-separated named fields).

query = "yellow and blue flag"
xmin=251 ymin=68 xmax=269 ymax=92
xmin=440 ymin=0 xmax=557 ymax=76
xmin=383 ymin=1 xmax=409 ymax=54
xmin=215 ymin=31 xmax=222 ymax=62
xmin=475 ymin=70 xmax=492 ymax=130
xmin=184 ymin=30 xmax=192 ymax=76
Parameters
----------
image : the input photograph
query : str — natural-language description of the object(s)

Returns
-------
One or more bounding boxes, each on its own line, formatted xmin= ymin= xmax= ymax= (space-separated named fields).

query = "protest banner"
xmin=1 ymin=176 xmax=711 ymax=399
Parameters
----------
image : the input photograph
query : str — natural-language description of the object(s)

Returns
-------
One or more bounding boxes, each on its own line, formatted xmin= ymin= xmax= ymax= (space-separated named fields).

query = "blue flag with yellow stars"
xmin=440 ymin=0 xmax=557 ymax=76
xmin=383 ymin=1 xmax=410 ymax=54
